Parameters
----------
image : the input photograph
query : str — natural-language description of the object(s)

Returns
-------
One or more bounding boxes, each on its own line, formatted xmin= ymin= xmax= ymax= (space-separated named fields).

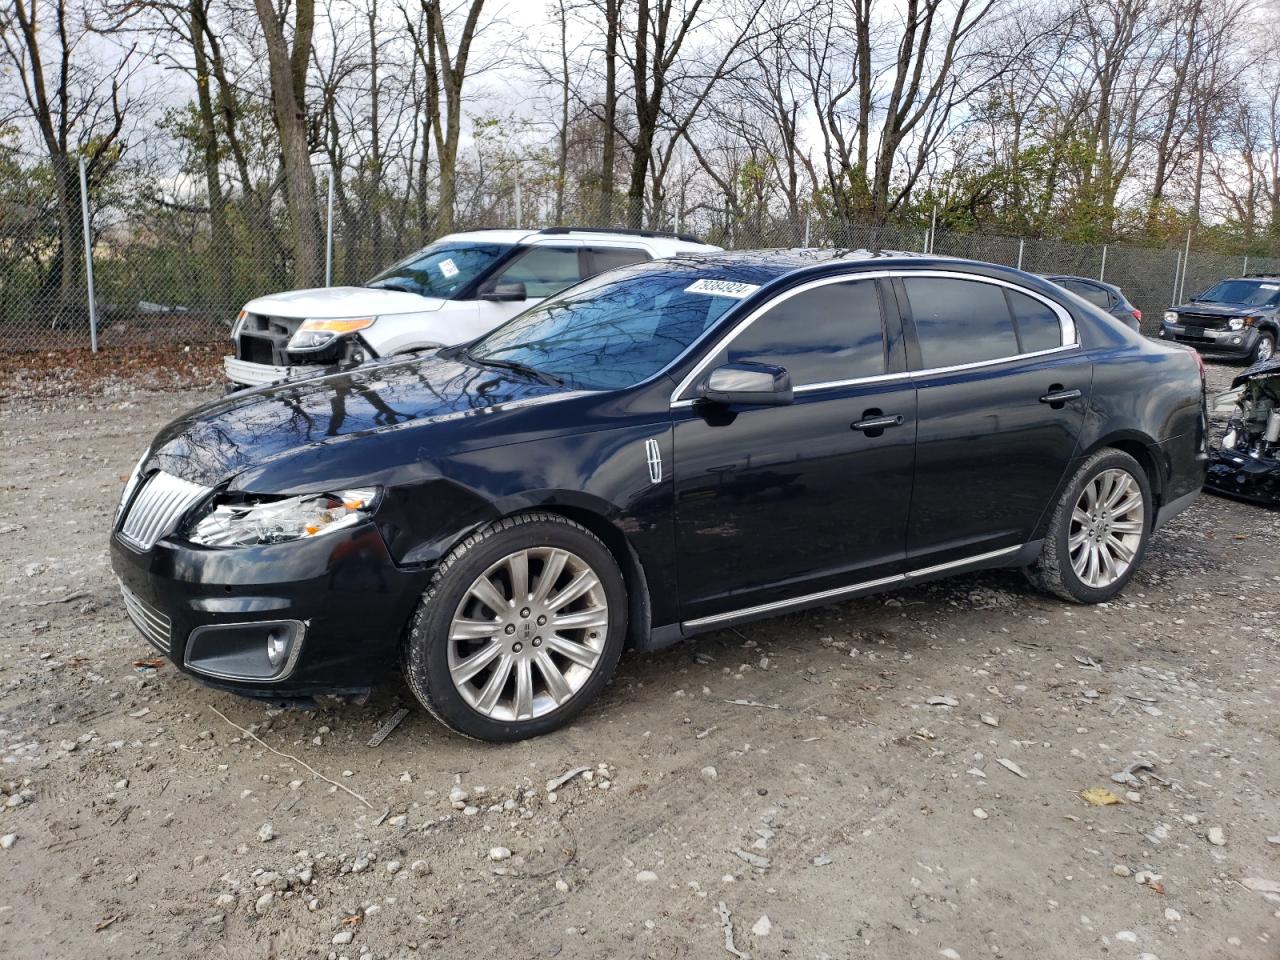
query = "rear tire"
xmin=1026 ymin=448 xmax=1152 ymax=604
xmin=402 ymin=512 xmax=627 ymax=741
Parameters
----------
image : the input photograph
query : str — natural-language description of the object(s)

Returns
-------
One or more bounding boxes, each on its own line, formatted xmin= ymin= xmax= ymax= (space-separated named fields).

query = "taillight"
xmin=1131 ymin=308 xmax=1142 ymax=323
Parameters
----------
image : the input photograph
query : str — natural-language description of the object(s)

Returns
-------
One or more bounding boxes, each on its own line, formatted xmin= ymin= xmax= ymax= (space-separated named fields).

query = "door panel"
xmin=671 ymin=275 xmax=914 ymax=622
xmin=907 ymin=354 xmax=1092 ymax=564
xmin=673 ymin=382 xmax=917 ymax=621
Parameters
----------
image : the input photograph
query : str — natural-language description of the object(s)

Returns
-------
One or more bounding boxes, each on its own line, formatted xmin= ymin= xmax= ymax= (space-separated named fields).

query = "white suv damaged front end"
xmin=225 ymin=286 xmax=454 ymax=389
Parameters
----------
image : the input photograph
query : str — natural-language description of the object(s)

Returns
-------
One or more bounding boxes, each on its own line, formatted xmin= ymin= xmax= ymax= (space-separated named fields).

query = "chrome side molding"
xmin=683 ymin=544 xmax=1022 ymax=630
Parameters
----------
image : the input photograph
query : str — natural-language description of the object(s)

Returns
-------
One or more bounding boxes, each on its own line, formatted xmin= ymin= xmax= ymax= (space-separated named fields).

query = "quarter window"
xmin=712 ymin=279 xmax=886 ymax=386
xmin=1007 ymin=290 xmax=1064 ymax=353
xmin=588 ymin=247 xmax=650 ymax=273
xmin=1061 ymin=279 xmax=1110 ymax=308
xmin=904 ymin=277 xmax=1020 ymax=367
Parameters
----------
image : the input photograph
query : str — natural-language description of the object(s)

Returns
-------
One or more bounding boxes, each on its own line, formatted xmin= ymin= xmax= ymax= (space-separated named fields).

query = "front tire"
xmin=402 ymin=512 xmax=627 ymax=741
xmin=1027 ymin=448 xmax=1152 ymax=604
xmin=1250 ymin=330 xmax=1275 ymax=364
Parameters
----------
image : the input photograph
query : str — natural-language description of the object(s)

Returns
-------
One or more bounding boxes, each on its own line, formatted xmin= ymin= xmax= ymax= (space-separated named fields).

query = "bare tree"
xmin=253 ymin=0 xmax=324 ymax=286
xmin=0 ymin=0 xmax=146 ymax=314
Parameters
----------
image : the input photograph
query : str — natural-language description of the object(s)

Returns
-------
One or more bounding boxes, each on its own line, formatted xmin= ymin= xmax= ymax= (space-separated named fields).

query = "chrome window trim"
xmin=668 ymin=268 xmax=1079 ymax=407
xmin=896 ymin=268 xmax=1078 ymax=354
xmin=682 ymin=544 xmax=1021 ymax=630
xmin=669 ymin=270 xmax=895 ymax=404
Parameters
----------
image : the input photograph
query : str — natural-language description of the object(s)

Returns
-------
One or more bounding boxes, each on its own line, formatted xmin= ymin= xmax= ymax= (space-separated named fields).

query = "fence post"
xmin=1016 ymin=237 xmax=1024 ymax=271
xmin=1099 ymin=244 xmax=1107 ymax=282
xmin=928 ymin=205 xmax=938 ymax=254
xmin=1178 ymin=230 xmax=1192 ymax=303
xmin=803 ymin=214 xmax=810 ymax=248
xmin=1243 ymin=255 xmax=1249 ymax=275
xmin=1171 ymin=249 xmax=1182 ymax=305
xmin=324 ymin=170 xmax=335 ymax=287
xmin=514 ymin=174 xmax=523 ymax=229
xmin=78 ymin=156 xmax=99 ymax=353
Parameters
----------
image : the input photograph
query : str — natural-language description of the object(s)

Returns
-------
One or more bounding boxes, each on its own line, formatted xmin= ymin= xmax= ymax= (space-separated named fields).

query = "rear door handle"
xmin=851 ymin=414 xmax=904 ymax=433
xmin=1039 ymin=388 xmax=1082 ymax=405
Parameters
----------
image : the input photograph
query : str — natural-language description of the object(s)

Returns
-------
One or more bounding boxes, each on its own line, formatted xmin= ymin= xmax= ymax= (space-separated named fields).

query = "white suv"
xmin=224 ymin=227 xmax=720 ymax=388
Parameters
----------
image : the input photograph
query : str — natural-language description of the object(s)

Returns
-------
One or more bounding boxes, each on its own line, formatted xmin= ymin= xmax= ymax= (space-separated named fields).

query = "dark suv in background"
xmin=1159 ymin=275 xmax=1280 ymax=362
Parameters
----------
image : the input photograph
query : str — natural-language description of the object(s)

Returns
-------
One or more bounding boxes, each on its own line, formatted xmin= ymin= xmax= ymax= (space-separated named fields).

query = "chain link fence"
xmin=3 ymin=162 xmax=1278 ymax=353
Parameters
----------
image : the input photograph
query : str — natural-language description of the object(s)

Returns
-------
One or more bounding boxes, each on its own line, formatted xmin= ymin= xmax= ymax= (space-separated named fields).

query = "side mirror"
xmin=698 ymin=362 xmax=793 ymax=406
xmin=481 ymin=282 xmax=527 ymax=302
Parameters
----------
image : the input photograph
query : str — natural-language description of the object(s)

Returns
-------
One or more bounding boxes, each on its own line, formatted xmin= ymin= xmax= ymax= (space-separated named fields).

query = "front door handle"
xmin=1039 ymin=387 xmax=1082 ymax=406
xmin=851 ymin=412 xmax=905 ymax=435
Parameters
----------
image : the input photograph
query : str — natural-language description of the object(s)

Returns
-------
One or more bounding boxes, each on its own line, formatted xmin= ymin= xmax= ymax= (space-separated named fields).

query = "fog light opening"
xmin=266 ymin=628 xmax=293 ymax=668
xmin=1231 ymin=336 xmax=1242 ymax=345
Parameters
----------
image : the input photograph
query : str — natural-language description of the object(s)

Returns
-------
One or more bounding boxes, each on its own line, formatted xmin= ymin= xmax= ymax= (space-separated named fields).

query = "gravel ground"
xmin=2 ymin=360 xmax=1278 ymax=960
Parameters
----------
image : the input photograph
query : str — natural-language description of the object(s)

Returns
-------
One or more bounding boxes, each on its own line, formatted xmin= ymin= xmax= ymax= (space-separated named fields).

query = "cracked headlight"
xmin=187 ymin=488 xmax=381 ymax=547
xmin=287 ymin=317 xmax=375 ymax=352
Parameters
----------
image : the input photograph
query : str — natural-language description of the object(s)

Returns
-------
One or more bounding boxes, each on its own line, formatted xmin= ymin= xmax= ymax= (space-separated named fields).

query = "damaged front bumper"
xmin=1204 ymin=355 xmax=1280 ymax=506
xmin=223 ymin=355 xmax=327 ymax=388
xmin=1205 ymin=449 xmax=1280 ymax=506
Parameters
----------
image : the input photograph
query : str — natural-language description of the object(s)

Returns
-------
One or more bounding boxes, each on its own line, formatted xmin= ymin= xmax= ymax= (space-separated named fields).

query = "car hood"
xmin=146 ymin=355 xmax=581 ymax=490
xmin=243 ymin=286 xmax=447 ymax=319
xmin=1233 ymin=354 xmax=1280 ymax=388
xmin=1175 ymin=301 xmax=1266 ymax=317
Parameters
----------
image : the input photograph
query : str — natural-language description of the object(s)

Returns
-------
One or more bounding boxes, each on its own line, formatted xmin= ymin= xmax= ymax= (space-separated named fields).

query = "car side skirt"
xmin=676 ymin=541 xmax=1041 ymax=638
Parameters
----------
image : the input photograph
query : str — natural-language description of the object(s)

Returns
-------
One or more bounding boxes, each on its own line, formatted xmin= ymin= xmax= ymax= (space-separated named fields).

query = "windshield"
xmin=1194 ymin=279 xmax=1280 ymax=307
xmin=366 ymin=241 xmax=511 ymax=298
xmin=469 ymin=268 xmax=744 ymax=390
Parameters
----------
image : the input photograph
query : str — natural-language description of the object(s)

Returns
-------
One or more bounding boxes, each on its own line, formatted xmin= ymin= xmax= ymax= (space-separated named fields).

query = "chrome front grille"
xmin=118 ymin=471 xmax=211 ymax=551
xmin=119 ymin=581 xmax=171 ymax=654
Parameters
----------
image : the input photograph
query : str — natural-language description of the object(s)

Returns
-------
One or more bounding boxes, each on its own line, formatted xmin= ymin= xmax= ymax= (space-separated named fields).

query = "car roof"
xmin=646 ymin=248 xmax=952 ymax=285
xmin=1044 ymin=274 xmax=1113 ymax=287
xmin=438 ymin=227 xmax=719 ymax=253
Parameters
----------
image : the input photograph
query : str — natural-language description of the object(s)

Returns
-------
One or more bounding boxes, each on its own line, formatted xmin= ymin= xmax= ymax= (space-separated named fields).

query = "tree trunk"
xmin=600 ymin=0 xmax=619 ymax=223
xmin=253 ymin=0 xmax=324 ymax=288
xmin=189 ymin=0 xmax=234 ymax=302
xmin=426 ymin=0 xmax=485 ymax=236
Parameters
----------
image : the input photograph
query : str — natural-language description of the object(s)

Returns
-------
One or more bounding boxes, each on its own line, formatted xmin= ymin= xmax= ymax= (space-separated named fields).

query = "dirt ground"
xmin=2 ymin=360 xmax=1278 ymax=960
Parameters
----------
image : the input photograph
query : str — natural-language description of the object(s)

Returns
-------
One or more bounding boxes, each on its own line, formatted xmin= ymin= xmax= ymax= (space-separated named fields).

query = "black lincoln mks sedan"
xmin=110 ymin=251 xmax=1207 ymax=740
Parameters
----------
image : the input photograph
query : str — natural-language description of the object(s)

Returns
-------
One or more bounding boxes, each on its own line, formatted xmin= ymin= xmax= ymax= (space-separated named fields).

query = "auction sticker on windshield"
xmin=684 ymin=279 xmax=760 ymax=299
xmin=439 ymin=258 xmax=460 ymax=279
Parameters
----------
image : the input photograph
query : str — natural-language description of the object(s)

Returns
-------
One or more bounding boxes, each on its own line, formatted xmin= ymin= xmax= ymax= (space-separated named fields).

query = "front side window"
xmin=709 ymin=279 xmax=885 ymax=385
xmin=366 ymin=242 xmax=511 ymax=298
xmin=469 ymin=268 xmax=740 ymax=390
xmin=490 ymin=246 xmax=584 ymax=298
xmin=904 ymin=277 xmax=1020 ymax=367
xmin=1195 ymin=279 xmax=1280 ymax=307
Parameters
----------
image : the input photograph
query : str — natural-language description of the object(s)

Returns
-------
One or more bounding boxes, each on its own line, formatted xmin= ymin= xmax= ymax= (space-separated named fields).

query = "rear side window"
xmin=1007 ymin=290 xmax=1063 ymax=353
xmin=1062 ymin=279 xmax=1110 ymax=308
xmin=904 ymin=277 xmax=1019 ymax=367
xmin=588 ymin=247 xmax=650 ymax=274
xmin=717 ymin=279 xmax=885 ymax=385
xmin=492 ymin=246 xmax=584 ymax=297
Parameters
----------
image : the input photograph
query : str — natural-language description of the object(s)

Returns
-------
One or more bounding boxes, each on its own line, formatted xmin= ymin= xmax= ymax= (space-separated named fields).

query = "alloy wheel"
xmin=1259 ymin=336 xmax=1274 ymax=361
xmin=447 ymin=547 xmax=609 ymax=722
xmin=1068 ymin=468 xmax=1145 ymax=589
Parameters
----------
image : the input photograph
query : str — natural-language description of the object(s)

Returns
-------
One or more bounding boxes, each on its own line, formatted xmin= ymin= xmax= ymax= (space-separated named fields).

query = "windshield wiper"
xmin=462 ymin=348 xmax=564 ymax=387
xmin=365 ymin=281 xmax=422 ymax=295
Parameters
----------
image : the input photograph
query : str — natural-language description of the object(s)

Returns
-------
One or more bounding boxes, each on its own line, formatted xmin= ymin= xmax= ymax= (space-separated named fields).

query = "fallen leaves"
xmin=995 ymin=758 xmax=1027 ymax=779
xmin=1080 ymin=787 xmax=1123 ymax=806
